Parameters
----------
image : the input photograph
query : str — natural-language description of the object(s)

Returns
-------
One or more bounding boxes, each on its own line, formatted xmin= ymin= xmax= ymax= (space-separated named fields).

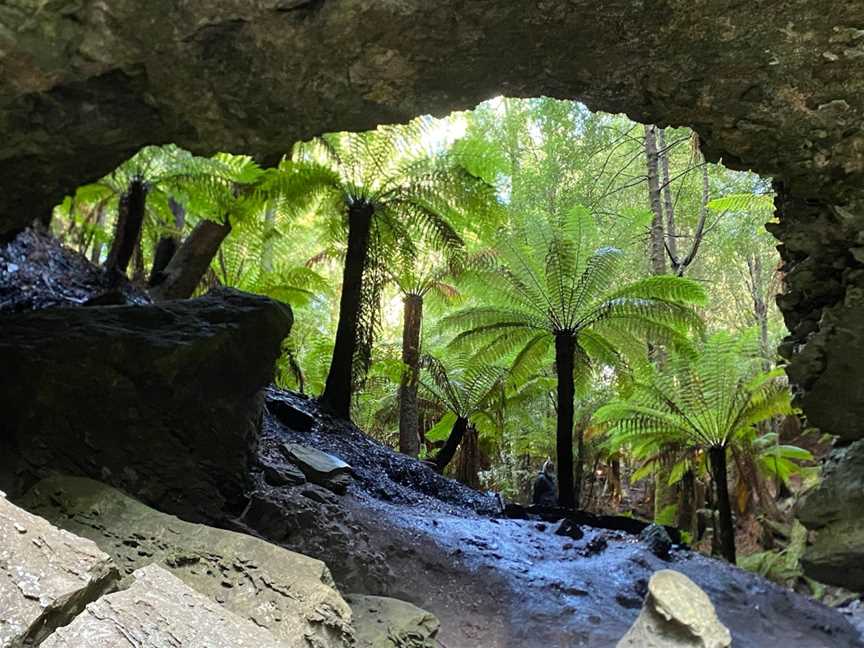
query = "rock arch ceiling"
xmin=1 ymin=2 xmax=863 ymax=438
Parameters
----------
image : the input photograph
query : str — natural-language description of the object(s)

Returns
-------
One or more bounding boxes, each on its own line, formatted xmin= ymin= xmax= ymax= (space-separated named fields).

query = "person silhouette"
xmin=532 ymin=459 xmax=558 ymax=507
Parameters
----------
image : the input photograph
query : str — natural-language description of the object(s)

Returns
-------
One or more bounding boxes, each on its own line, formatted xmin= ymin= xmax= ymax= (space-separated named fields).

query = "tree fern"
xmin=594 ymin=331 xmax=796 ymax=563
xmin=442 ymin=208 xmax=706 ymax=508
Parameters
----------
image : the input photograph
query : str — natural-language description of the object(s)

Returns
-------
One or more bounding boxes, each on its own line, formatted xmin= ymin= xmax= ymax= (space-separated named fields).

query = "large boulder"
xmin=0 ymin=491 xmax=118 ymax=646
xmin=797 ymin=439 xmax=864 ymax=591
xmin=346 ymin=594 xmax=440 ymax=648
xmin=0 ymin=289 xmax=292 ymax=522
xmin=617 ymin=570 xmax=731 ymax=648
xmin=18 ymin=475 xmax=354 ymax=648
xmin=40 ymin=564 xmax=285 ymax=648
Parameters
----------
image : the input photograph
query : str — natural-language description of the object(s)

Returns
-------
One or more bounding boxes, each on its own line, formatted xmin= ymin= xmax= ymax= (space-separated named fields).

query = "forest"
xmin=48 ymin=96 xmax=818 ymax=584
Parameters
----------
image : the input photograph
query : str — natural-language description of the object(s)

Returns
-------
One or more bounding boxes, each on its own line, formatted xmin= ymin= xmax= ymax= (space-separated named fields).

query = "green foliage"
xmin=442 ymin=208 xmax=706 ymax=390
xmin=596 ymin=331 xmax=794 ymax=453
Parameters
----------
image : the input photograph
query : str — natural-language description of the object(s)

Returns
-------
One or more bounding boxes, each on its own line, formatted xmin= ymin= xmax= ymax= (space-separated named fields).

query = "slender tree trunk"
xmin=149 ymin=198 xmax=185 ymax=287
xmin=262 ymin=204 xmax=276 ymax=272
xmin=149 ymin=218 xmax=231 ymax=301
xmin=676 ymin=468 xmax=697 ymax=537
xmin=435 ymin=415 xmax=468 ymax=472
xmin=709 ymin=445 xmax=737 ymax=563
xmin=320 ymin=201 xmax=375 ymax=419
xmin=90 ymin=204 xmax=107 ymax=264
xmin=573 ymin=416 xmax=586 ymax=509
xmin=555 ymin=333 xmax=576 ymax=509
xmin=657 ymin=128 xmax=678 ymax=263
xmin=398 ymin=293 xmax=423 ymax=457
xmin=674 ymin=158 xmax=710 ymax=276
xmin=643 ymin=125 xmax=666 ymax=276
xmin=106 ymin=178 xmax=148 ymax=277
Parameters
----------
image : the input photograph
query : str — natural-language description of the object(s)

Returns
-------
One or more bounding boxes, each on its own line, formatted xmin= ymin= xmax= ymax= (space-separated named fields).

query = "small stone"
xmin=616 ymin=570 xmax=732 ymax=648
xmin=14 ymin=523 xmax=27 ymax=534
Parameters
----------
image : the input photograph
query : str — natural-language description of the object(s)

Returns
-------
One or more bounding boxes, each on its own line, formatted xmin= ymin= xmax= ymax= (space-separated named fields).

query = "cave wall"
xmin=2 ymin=0 xmax=864 ymax=585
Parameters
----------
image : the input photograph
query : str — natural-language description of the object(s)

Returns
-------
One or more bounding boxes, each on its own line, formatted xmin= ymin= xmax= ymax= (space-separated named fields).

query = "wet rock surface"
xmin=40 ymin=564 xmax=286 ymax=648
xmin=253 ymin=390 xmax=863 ymax=648
xmin=0 ymin=491 xmax=118 ymax=647
xmin=0 ymin=288 xmax=292 ymax=522
xmin=0 ymin=229 xmax=148 ymax=312
xmin=617 ymin=570 xmax=731 ymax=648
xmin=18 ymin=475 xmax=354 ymax=648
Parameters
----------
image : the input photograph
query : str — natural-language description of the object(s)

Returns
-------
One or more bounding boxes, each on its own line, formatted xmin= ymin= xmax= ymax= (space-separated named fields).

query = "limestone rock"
xmin=0 ymin=289 xmax=292 ymax=523
xmin=616 ymin=570 xmax=732 ymax=648
xmin=0 ymin=492 xmax=118 ymax=647
xmin=40 ymin=564 xmax=285 ymax=648
xmin=283 ymin=443 xmax=353 ymax=495
xmin=798 ymin=439 xmax=864 ymax=591
xmin=347 ymin=594 xmax=440 ymax=648
xmin=19 ymin=476 xmax=354 ymax=648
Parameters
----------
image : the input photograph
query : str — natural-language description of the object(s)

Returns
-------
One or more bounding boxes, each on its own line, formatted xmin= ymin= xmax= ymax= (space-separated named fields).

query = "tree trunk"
xmin=262 ymin=204 xmax=276 ymax=273
xmin=709 ymin=445 xmax=737 ymax=563
xmin=320 ymin=201 xmax=375 ymax=419
xmin=657 ymin=128 xmax=678 ymax=263
xmin=435 ymin=415 xmax=468 ymax=472
xmin=149 ymin=197 xmax=186 ymax=287
xmin=643 ymin=125 xmax=666 ymax=276
xmin=132 ymin=242 xmax=146 ymax=284
xmin=89 ymin=204 xmax=107 ymax=264
xmin=573 ymin=416 xmax=586 ymax=509
xmin=398 ymin=293 xmax=423 ymax=457
xmin=149 ymin=218 xmax=231 ymax=301
xmin=555 ymin=332 xmax=576 ymax=509
xmin=106 ymin=178 xmax=148 ymax=277
xmin=455 ymin=423 xmax=481 ymax=489
xmin=676 ymin=468 xmax=697 ymax=537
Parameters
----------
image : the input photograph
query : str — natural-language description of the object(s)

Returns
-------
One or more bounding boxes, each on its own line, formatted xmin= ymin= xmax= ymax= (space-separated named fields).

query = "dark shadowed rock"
xmin=41 ymin=565 xmax=285 ymax=648
xmin=262 ymin=459 xmax=308 ymax=487
xmin=0 ymin=289 xmax=292 ymax=522
xmin=617 ymin=570 xmax=732 ymax=648
xmin=798 ymin=439 xmax=864 ymax=591
xmin=0 ymin=491 xmax=118 ymax=646
xmin=267 ymin=390 xmax=317 ymax=431
xmin=554 ymin=519 xmax=584 ymax=540
xmin=640 ymin=524 xmax=673 ymax=560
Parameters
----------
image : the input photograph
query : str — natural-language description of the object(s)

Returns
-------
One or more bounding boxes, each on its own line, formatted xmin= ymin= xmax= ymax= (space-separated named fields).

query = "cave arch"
xmin=2 ymin=0 xmax=863 ymax=585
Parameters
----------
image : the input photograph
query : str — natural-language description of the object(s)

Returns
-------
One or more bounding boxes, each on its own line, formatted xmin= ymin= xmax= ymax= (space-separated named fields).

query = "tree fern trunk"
xmin=435 ymin=415 xmax=468 ymax=472
xmin=709 ymin=445 xmax=737 ymax=563
xmin=398 ymin=293 xmax=423 ymax=456
xmin=320 ymin=201 xmax=374 ymax=419
xmin=106 ymin=178 xmax=148 ymax=277
xmin=555 ymin=333 xmax=576 ymax=509
xmin=149 ymin=218 xmax=231 ymax=301
xmin=149 ymin=197 xmax=185 ymax=287
xmin=455 ymin=422 xmax=481 ymax=489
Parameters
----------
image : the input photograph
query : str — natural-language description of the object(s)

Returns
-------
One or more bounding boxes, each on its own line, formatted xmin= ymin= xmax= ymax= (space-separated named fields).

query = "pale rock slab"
xmin=0 ymin=492 xmax=118 ymax=647
xmin=40 ymin=564 xmax=285 ymax=648
xmin=19 ymin=476 xmax=354 ymax=648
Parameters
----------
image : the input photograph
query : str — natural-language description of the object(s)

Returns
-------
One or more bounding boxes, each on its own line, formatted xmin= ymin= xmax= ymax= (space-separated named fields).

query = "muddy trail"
xmin=259 ymin=390 xmax=863 ymax=648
